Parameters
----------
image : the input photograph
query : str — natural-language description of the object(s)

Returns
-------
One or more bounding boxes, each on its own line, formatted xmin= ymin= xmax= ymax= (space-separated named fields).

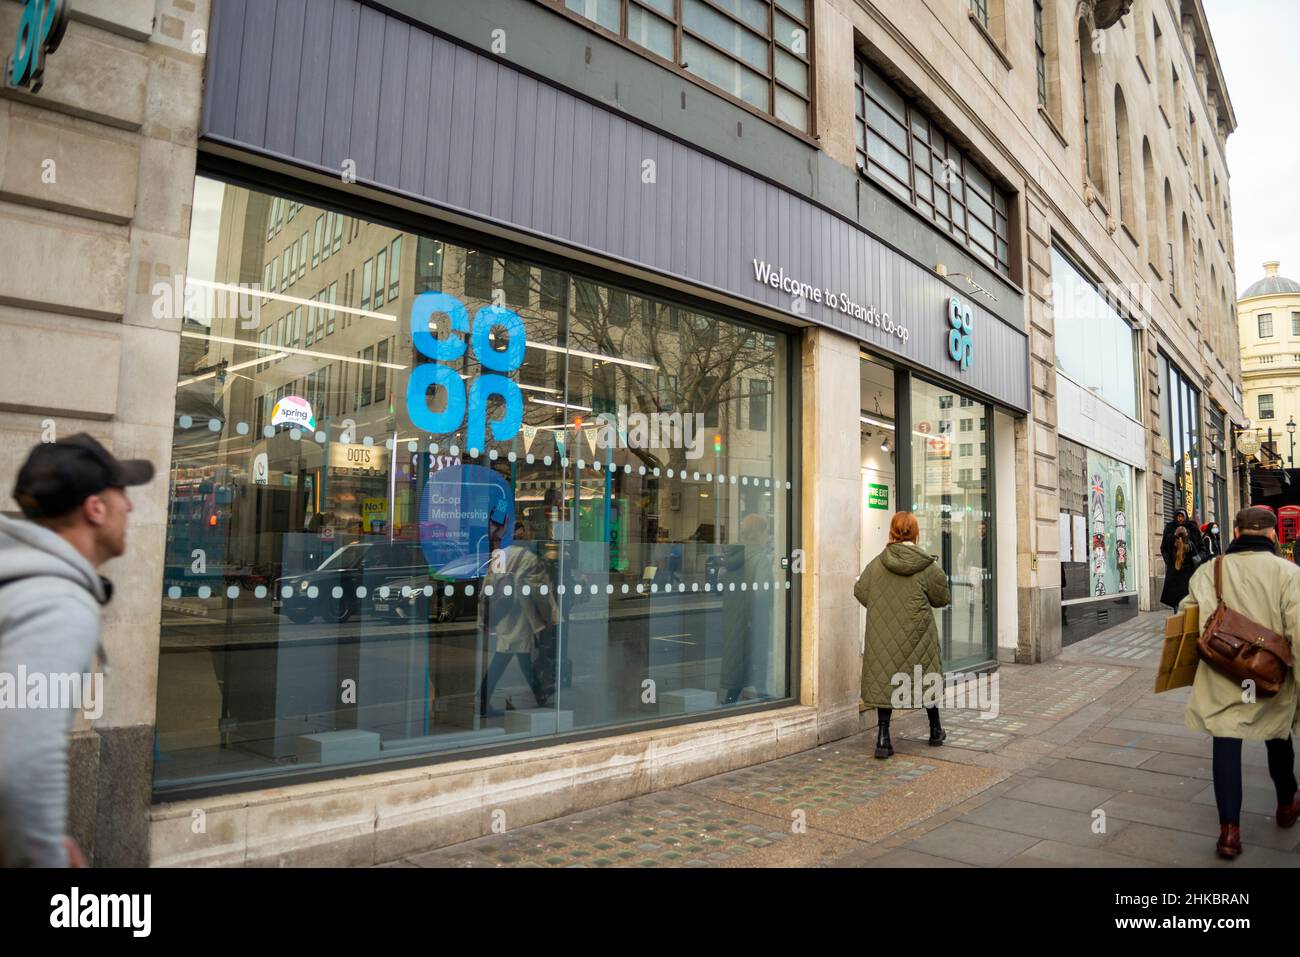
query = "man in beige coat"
xmin=1178 ymin=506 xmax=1300 ymax=858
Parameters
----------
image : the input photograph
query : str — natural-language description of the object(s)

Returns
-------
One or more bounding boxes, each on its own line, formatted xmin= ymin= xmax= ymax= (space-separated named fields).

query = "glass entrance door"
xmin=860 ymin=353 xmax=897 ymax=572
xmin=907 ymin=376 xmax=994 ymax=672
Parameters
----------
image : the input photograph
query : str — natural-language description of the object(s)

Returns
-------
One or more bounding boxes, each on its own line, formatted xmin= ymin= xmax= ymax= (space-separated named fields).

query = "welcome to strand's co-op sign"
xmin=752 ymin=259 xmax=909 ymax=344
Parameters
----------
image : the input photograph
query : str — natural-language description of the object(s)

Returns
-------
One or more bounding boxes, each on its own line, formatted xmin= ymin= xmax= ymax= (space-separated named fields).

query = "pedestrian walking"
xmin=1160 ymin=507 xmax=1203 ymax=570
xmin=0 ymin=434 xmax=154 ymax=867
xmin=1199 ymin=521 xmax=1223 ymax=561
xmin=1178 ymin=506 xmax=1300 ymax=859
xmin=854 ymin=511 xmax=950 ymax=759
xmin=478 ymin=521 xmax=558 ymax=717
xmin=1159 ymin=525 xmax=1200 ymax=609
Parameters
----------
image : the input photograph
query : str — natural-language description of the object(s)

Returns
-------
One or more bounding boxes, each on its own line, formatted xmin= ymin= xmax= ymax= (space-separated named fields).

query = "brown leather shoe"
xmin=1216 ymin=824 xmax=1242 ymax=859
xmin=1277 ymin=790 xmax=1300 ymax=828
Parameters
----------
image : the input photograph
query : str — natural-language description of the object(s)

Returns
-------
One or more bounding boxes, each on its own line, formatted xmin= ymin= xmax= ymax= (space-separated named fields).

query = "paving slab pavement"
xmin=384 ymin=611 xmax=1300 ymax=867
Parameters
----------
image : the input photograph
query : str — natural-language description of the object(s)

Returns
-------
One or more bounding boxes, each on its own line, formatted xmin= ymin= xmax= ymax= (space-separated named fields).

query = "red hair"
xmin=888 ymin=511 xmax=920 ymax=544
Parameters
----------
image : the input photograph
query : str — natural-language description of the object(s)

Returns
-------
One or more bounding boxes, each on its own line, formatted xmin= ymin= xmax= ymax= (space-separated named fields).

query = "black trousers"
xmin=1211 ymin=736 xmax=1298 ymax=825
xmin=478 ymin=651 xmax=545 ymax=711
xmin=878 ymin=707 xmax=941 ymax=727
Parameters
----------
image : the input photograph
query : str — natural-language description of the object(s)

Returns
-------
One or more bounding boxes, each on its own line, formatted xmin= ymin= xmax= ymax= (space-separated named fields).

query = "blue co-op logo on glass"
xmin=405 ymin=292 xmax=525 ymax=450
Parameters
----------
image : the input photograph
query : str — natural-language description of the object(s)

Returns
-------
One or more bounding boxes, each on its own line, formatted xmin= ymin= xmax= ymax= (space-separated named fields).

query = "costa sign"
xmin=7 ymin=0 xmax=70 ymax=94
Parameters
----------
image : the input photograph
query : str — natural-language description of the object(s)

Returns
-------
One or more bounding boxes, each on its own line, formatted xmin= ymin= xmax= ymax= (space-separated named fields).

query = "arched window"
xmin=1034 ymin=0 xmax=1061 ymax=120
xmin=1164 ymin=179 xmax=1176 ymax=295
xmin=1114 ymin=87 xmax=1134 ymax=232
xmin=1154 ymin=18 xmax=1169 ymax=114
xmin=1196 ymin=238 xmax=1206 ymax=321
xmin=1181 ymin=213 xmax=1192 ymax=306
xmin=1078 ymin=20 xmax=1107 ymax=194
xmin=1143 ymin=138 xmax=1159 ymax=267
xmin=1210 ymin=263 xmax=1218 ymax=339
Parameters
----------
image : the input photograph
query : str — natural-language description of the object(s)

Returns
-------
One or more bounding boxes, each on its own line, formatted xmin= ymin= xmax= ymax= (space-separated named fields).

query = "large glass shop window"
xmin=1049 ymin=246 xmax=1139 ymax=420
xmin=155 ymin=178 xmax=794 ymax=791
xmin=1164 ymin=356 xmax=1202 ymax=522
xmin=908 ymin=378 xmax=993 ymax=672
xmin=1058 ymin=438 xmax=1137 ymax=601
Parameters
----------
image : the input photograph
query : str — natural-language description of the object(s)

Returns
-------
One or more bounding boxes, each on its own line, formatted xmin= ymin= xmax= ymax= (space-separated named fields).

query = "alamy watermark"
xmin=590 ymin=406 xmax=708 ymax=460
xmin=0 ymin=668 xmax=104 ymax=720
xmin=151 ymin=275 xmax=262 ymax=328
xmin=890 ymin=666 xmax=999 ymax=719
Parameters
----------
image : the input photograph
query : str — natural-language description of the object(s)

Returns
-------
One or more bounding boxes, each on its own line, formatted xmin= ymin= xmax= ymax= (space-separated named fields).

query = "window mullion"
xmin=759 ymin=0 xmax=769 ymax=125
xmin=675 ymin=0 xmax=683 ymax=64
xmin=904 ymin=102 xmax=917 ymax=206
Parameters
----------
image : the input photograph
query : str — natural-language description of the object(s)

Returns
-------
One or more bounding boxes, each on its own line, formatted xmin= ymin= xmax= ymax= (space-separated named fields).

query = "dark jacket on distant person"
xmin=1199 ymin=523 xmax=1223 ymax=561
xmin=1160 ymin=532 xmax=1201 ymax=609
xmin=1160 ymin=509 xmax=1203 ymax=571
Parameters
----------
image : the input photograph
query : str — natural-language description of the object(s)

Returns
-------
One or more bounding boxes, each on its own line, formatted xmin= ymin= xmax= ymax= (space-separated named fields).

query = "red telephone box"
xmin=1279 ymin=506 xmax=1300 ymax=545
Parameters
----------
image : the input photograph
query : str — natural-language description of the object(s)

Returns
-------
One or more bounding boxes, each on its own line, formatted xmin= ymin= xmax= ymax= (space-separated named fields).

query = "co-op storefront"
xmin=149 ymin=0 xmax=1028 ymax=863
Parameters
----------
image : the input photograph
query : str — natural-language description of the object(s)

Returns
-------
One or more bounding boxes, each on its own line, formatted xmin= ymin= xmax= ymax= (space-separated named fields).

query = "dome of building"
xmin=1242 ymin=261 xmax=1300 ymax=298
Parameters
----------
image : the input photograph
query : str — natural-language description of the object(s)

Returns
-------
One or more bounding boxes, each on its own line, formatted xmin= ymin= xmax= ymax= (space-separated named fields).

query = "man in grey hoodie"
xmin=0 ymin=434 xmax=153 ymax=867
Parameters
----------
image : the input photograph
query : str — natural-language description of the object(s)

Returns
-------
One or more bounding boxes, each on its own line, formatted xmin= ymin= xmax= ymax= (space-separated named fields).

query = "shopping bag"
xmin=1154 ymin=605 xmax=1200 ymax=693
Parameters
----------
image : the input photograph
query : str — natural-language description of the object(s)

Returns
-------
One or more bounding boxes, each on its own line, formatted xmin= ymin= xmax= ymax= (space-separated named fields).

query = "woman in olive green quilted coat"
xmin=854 ymin=511 xmax=950 ymax=757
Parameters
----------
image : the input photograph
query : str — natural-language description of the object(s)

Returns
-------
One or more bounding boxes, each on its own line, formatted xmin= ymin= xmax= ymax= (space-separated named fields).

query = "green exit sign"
xmin=867 ymin=484 xmax=889 ymax=509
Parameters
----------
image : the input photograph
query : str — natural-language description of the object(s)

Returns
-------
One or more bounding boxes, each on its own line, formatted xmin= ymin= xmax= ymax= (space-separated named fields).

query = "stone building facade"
xmin=0 ymin=0 xmax=210 ymax=866
xmin=0 ymin=0 xmax=1241 ymax=866
xmin=1238 ymin=261 xmax=1300 ymax=465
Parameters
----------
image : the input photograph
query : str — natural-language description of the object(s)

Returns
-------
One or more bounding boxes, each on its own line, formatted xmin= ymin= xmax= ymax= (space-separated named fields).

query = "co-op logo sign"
xmin=7 ymin=0 xmax=69 ymax=93
xmin=947 ymin=296 xmax=974 ymax=371
xmin=405 ymin=292 xmax=524 ymax=450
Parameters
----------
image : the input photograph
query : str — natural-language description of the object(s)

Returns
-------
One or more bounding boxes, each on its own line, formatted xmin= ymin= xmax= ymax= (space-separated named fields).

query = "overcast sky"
xmin=1202 ymin=0 xmax=1300 ymax=294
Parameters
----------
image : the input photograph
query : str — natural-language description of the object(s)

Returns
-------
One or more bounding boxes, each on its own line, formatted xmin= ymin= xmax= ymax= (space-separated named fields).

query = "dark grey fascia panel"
xmin=366 ymin=0 xmax=1023 ymax=329
xmin=200 ymin=0 xmax=1029 ymax=412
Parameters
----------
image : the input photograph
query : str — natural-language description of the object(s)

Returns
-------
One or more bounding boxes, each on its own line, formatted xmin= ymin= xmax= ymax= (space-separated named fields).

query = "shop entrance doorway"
xmin=860 ymin=354 xmax=897 ymax=645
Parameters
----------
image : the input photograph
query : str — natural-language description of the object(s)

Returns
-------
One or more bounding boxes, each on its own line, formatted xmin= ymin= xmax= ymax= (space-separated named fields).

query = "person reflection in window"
xmin=478 ymin=520 xmax=558 ymax=718
xmin=653 ymin=527 xmax=682 ymax=587
xmin=720 ymin=513 xmax=774 ymax=705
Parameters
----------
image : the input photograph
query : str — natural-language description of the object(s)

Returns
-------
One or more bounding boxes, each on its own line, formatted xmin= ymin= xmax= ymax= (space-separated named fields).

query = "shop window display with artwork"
xmin=1059 ymin=438 xmax=1137 ymax=600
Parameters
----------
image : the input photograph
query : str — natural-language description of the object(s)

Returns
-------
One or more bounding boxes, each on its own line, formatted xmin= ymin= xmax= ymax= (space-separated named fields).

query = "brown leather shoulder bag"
xmin=1197 ymin=556 xmax=1295 ymax=697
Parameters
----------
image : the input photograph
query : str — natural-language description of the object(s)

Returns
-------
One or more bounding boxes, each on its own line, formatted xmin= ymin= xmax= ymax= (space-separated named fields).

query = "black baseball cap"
xmin=13 ymin=434 xmax=154 ymax=518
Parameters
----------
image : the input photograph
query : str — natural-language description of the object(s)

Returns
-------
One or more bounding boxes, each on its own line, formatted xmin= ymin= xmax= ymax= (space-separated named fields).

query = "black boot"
xmin=927 ymin=707 xmax=946 ymax=747
xmin=874 ymin=719 xmax=894 ymax=759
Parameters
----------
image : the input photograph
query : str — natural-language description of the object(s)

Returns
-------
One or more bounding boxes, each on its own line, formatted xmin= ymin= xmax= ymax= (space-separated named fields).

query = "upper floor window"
xmin=854 ymin=57 xmax=1011 ymax=277
xmin=1078 ymin=20 xmax=1106 ymax=195
xmin=1259 ymin=394 xmax=1275 ymax=420
xmin=554 ymin=0 xmax=811 ymax=132
xmin=1259 ymin=313 xmax=1274 ymax=338
xmin=1033 ymin=0 xmax=1047 ymax=106
xmin=969 ymin=0 xmax=988 ymax=28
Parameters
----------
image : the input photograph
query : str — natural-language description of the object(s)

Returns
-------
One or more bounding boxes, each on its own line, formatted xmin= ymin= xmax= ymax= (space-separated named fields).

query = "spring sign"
xmin=406 ymin=292 xmax=525 ymax=451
